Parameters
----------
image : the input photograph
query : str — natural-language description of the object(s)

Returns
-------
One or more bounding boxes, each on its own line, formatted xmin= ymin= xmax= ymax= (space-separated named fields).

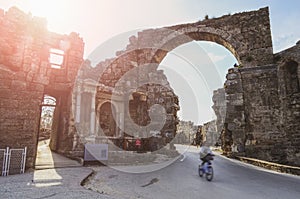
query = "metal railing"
xmin=1 ymin=147 xmax=27 ymax=176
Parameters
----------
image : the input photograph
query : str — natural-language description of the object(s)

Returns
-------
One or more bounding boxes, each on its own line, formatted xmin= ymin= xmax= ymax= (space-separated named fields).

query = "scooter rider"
xmin=199 ymin=142 xmax=214 ymax=166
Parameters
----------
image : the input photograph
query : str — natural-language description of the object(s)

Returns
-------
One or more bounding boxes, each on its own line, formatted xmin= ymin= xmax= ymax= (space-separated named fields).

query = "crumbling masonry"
xmin=0 ymin=7 xmax=84 ymax=167
xmin=0 ymin=6 xmax=299 ymax=168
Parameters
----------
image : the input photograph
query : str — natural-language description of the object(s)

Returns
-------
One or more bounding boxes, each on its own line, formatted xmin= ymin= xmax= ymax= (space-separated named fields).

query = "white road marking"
xmin=180 ymin=154 xmax=186 ymax=162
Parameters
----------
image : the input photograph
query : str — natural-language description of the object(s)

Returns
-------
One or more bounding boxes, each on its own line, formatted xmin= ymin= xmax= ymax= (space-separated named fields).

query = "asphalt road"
xmin=85 ymin=145 xmax=300 ymax=199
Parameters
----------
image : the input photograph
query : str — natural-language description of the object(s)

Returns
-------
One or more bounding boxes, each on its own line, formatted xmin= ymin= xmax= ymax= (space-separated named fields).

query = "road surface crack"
xmin=141 ymin=178 xmax=159 ymax=187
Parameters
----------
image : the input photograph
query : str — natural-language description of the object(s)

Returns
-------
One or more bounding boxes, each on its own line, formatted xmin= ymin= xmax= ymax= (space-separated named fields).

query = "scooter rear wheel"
xmin=205 ymin=166 xmax=213 ymax=181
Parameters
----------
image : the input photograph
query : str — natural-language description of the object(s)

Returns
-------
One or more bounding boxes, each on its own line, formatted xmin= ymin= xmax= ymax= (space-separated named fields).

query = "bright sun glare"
xmin=5 ymin=0 xmax=77 ymax=32
xmin=26 ymin=0 xmax=68 ymax=28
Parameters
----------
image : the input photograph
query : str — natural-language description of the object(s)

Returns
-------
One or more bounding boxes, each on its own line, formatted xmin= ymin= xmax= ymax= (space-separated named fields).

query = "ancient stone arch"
xmin=97 ymin=7 xmax=273 ymax=88
xmin=75 ymin=7 xmax=276 ymax=159
xmin=2 ymin=6 xmax=300 ymax=168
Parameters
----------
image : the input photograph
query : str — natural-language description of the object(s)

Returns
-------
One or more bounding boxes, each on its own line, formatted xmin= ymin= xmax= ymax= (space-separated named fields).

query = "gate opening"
xmin=35 ymin=95 xmax=56 ymax=168
xmin=39 ymin=95 xmax=56 ymax=141
xmin=159 ymin=40 xmax=238 ymax=146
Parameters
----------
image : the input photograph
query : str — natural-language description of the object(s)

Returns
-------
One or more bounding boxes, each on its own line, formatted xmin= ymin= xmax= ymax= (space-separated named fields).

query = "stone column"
xmin=90 ymin=91 xmax=96 ymax=137
xmin=75 ymin=84 xmax=81 ymax=124
xmin=119 ymin=112 xmax=124 ymax=136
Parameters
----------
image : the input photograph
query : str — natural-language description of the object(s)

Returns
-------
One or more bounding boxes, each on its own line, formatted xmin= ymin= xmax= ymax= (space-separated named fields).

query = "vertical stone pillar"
xmin=90 ymin=91 xmax=96 ymax=138
xmin=75 ymin=85 xmax=82 ymax=124
xmin=119 ymin=112 xmax=124 ymax=137
xmin=224 ymin=67 xmax=246 ymax=155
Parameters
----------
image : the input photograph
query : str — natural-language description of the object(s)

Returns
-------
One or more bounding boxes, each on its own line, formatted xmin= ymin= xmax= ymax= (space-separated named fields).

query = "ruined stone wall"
xmin=275 ymin=43 xmax=300 ymax=166
xmin=175 ymin=122 xmax=204 ymax=145
xmin=98 ymin=61 xmax=179 ymax=144
xmin=223 ymin=67 xmax=246 ymax=154
xmin=0 ymin=7 xmax=84 ymax=167
xmin=240 ymin=65 xmax=284 ymax=162
xmin=235 ymin=42 xmax=300 ymax=166
xmin=73 ymin=41 xmax=179 ymax=149
xmin=201 ymin=120 xmax=218 ymax=146
xmin=137 ymin=70 xmax=179 ymax=139
xmin=219 ymin=65 xmax=286 ymax=161
xmin=213 ymin=41 xmax=300 ymax=165
xmin=72 ymin=54 xmax=180 ymax=154
xmin=212 ymin=88 xmax=226 ymax=134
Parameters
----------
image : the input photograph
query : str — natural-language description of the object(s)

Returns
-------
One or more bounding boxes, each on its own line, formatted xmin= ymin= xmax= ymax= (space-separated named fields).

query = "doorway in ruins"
xmin=158 ymin=40 xmax=237 ymax=148
xmin=39 ymin=95 xmax=56 ymax=141
xmin=35 ymin=95 xmax=57 ymax=167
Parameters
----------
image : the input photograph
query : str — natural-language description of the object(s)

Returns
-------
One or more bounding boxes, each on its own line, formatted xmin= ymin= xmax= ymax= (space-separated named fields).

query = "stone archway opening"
xmin=158 ymin=40 xmax=238 ymax=148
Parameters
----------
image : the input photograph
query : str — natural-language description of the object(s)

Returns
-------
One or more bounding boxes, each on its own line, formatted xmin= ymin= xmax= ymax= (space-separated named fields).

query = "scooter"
xmin=198 ymin=154 xmax=214 ymax=181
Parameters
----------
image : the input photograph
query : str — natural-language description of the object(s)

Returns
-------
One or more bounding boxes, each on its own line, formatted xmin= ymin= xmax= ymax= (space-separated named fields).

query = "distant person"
xmin=135 ymin=137 xmax=141 ymax=152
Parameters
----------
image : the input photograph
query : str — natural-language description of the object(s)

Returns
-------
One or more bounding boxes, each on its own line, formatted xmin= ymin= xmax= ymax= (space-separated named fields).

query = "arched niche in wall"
xmin=99 ymin=101 xmax=117 ymax=137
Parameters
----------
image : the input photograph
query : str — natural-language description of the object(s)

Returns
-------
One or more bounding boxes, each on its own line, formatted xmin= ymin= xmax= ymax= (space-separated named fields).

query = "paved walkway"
xmin=35 ymin=140 xmax=82 ymax=169
xmin=0 ymin=140 xmax=108 ymax=199
xmin=0 ymin=142 xmax=182 ymax=199
xmin=0 ymin=167 xmax=108 ymax=199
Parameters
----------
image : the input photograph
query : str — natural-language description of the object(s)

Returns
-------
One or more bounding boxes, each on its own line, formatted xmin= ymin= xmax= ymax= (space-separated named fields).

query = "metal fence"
xmin=1 ymin=147 xmax=27 ymax=176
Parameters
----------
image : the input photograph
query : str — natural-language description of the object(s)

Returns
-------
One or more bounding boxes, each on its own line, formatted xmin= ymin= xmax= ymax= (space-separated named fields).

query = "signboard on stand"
xmin=84 ymin=144 xmax=108 ymax=162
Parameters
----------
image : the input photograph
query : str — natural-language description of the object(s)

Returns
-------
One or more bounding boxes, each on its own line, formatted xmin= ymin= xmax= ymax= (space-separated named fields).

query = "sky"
xmin=1 ymin=0 xmax=300 ymax=125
